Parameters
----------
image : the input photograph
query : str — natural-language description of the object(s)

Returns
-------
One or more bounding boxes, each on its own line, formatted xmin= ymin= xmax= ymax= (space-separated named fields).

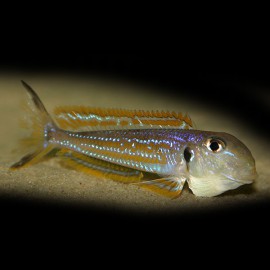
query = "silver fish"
xmin=10 ymin=81 xmax=257 ymax=198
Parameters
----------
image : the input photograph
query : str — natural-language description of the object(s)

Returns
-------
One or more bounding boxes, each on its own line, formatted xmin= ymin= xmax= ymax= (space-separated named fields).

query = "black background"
xmin=1 ymin=53 xmax=269 ymax=235
xmin=1 ymin=7 xmax=269 ymax=259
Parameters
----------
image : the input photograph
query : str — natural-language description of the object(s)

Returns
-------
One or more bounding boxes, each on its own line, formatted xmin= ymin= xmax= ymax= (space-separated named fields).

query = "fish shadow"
xmin=220 ymin=184 xmax=256 ymax=197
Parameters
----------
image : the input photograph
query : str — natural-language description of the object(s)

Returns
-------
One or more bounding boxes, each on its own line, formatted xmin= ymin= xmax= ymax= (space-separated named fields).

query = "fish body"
xmin=10 ymin=81 xmax=257 ymax=198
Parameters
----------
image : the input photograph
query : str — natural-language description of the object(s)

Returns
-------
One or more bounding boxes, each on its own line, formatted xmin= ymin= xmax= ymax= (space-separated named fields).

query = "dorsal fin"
xmin=53 ymin=106 xmax=193 ymax=131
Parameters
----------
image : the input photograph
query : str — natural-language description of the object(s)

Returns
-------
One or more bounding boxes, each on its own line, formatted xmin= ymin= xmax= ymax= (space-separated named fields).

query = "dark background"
xmin=1 ymin=53 xmax=269 ymax=232
xmin=1 ymin=8 xmax=268 ymax=255
xmin=1 ymin=53 xmax=269 ymax=139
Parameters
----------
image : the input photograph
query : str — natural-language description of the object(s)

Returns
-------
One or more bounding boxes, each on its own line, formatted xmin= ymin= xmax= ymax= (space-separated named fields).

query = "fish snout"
xmin=222 ymin=166 xmax=257 ymax=184
xmin=237 ymin=167 xmax=258 ymax=184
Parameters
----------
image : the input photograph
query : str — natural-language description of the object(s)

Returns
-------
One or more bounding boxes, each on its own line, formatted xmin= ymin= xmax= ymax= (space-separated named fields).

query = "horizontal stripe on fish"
xmin=49 ymin=129 xmax=184 ymax=174
xmin=53 ymin=106 xmax=193 ymax=131
xmin=58 ymin=149 xmax=143 ymax=183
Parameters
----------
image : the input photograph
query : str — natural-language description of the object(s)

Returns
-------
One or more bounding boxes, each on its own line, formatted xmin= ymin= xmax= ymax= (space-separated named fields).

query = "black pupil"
xmin=210 ymin=141 xmax=220 ymax=152
xmin=184 ymin=147 xmax=192 ymax=162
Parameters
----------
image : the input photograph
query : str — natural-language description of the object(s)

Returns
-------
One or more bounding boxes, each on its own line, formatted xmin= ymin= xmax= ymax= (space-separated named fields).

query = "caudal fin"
xmin=10 ymin=81 xmax=58 ymax=169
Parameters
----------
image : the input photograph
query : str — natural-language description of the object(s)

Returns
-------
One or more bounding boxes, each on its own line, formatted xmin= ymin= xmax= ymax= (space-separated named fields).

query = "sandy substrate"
xmin=0 ymin=74 xmax=269 ymax=215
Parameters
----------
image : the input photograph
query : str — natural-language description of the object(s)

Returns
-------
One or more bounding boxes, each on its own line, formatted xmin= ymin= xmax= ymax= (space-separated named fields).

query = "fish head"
xmin=184 ymin=131 xmax=257 ymax=197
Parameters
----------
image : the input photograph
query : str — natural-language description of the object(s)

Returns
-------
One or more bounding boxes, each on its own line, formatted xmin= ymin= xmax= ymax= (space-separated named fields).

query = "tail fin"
xmin=10 ymin=81 xmax=58 ymax=169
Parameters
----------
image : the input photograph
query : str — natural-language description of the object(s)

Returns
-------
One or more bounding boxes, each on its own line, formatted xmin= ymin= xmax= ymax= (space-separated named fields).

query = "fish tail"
xmin=10 ymin=80 xmax=58 ymax=169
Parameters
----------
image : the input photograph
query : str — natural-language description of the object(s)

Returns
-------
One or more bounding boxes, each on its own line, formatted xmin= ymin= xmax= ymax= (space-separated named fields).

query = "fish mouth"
xmin=221 ymin=173 xmax=257 ymax=184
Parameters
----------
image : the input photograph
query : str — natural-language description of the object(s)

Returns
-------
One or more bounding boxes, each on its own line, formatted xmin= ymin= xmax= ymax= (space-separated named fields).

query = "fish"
xmin=10 ymin=81 xmax=257 ymax=198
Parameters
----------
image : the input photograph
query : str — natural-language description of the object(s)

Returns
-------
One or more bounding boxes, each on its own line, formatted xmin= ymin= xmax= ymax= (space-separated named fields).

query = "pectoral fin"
xmin=133 ymin=177 xmax=186 ymax=198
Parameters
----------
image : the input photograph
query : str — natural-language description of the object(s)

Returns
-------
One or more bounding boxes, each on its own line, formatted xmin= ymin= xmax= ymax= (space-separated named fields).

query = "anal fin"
xmin=57 ymin=149 xmax=143 ymax=183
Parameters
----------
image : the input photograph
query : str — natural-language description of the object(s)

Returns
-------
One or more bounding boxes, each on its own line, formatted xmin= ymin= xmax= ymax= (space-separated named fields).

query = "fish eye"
xmin=206 ymin=138 xmax=225 ymax=153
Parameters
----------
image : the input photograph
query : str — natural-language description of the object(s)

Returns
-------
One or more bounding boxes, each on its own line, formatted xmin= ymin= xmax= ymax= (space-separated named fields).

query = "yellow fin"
xmin=10 ymin=146 xmax=56 ymax=170
xmin=10 ymin=81 xmax=59 ymax=170
xmin=57 ymin=149 xmax=143 ymax=183
xmin=133 ymin=177 xmax=186 ymax=198
xmin=53 ymin=106 xmax=193 ymax=131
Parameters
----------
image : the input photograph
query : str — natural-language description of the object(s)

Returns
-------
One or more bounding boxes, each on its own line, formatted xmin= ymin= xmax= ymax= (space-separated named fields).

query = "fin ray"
xmin=10 ymin=146 xmax=56 ymax=169
xmin=54 ymin=106 xmax=193 ymax=131
xmin=57 ymin=149 xmax=143 ymax=183
xmin=10 ymin=81 xmax=58 ymax=170
xmin=133 ymin=177 xmax=186 ymax=198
